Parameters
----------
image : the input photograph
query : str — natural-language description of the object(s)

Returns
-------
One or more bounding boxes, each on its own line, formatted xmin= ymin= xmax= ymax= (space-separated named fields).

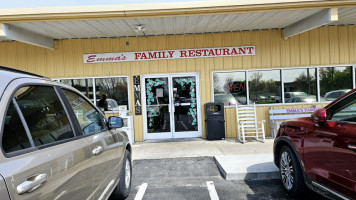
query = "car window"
xmin=336 ymin=92 xmax=343 ymax=98
xmin=328 ymin=92 xmax=339 ymax=99
xmin=107 ymin=99 xmax=118 ymax=109
xmin=14 ymin=86 xmax=75 ymax=147
xmin=2 ymin=101 xmax=32 ymax=153
xmin=62 ymin=90 xmax=106 ymax=135
xmin=329 ymin=92 xmax=356 ymax=122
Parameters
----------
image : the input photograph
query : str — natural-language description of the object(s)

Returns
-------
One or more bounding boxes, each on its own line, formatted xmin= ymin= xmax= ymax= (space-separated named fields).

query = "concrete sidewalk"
xmin=132 ymin=138 xmax=279 ymax=180
xmin=132 ymin=138 xmax=274 ymax=160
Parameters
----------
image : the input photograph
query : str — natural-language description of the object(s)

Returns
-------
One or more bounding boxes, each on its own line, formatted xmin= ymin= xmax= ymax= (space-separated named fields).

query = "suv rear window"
xmin=14 ymin=86 xmax=74 ymax=146
xmin=2 ymin=101 xmax=31 ymax=153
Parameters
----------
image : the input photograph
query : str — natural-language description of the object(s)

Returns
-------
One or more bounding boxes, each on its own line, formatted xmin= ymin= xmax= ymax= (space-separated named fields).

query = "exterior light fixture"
xmin=134 ymin=24 xmax=147 ymax=32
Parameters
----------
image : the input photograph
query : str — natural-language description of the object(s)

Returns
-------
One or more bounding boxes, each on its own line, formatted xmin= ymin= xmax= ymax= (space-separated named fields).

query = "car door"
xmin=304 ymin=92 xmax=356 ymax=199
xmin=0 ymin=81 xmax=94 ymax=200
xmin=61 ymin=89 xmax=124 ymax=200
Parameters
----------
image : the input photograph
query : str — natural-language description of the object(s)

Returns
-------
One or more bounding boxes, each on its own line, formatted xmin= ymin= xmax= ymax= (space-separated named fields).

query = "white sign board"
xmin=83 ymin=46 xmax=255 ymax=64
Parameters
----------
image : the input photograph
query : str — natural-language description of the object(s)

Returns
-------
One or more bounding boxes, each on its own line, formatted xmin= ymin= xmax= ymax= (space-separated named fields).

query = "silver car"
xmin=324 ymin=89 xmax=351 ymax=101
xmin=0 ymin=67 xmax=132 ymax=200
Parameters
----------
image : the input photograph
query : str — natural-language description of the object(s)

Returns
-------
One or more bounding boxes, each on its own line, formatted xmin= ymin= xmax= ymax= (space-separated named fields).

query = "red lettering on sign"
xmin=231 ymin=48 xmax=238 ymax=55
xmin=141 ymin=53 xmax=147 ymax=59
xmin=196 ymin=50 xmax=202 ymax=57
xmin=188 ymin=50 xmax=195 ymax=57
xmin=247 ymin=46 xmax=254 ymax=54
xmin=86 ymin=55 xmax=96 ymax=63
xmin=215 ymin=49 xmax=222 ymax=56
xmin=135 ymin=53 xmax=141 ymax=60
xmin=239 ymin=47 xmax=246 ymax=55
xmin=85 ymin=46 xmax=255 ymax=63
xmin=223 ymin=48 xmax=230 ymax=55
xmin=202 ymin=49 xmax=209 ymax=56
xmin=148 ymin=52 xmax=157 ymax=59
xmin=180 ymin=50 xmax=187 ymax=57
xmin=168 ymin=51 xmax=174 ymax=58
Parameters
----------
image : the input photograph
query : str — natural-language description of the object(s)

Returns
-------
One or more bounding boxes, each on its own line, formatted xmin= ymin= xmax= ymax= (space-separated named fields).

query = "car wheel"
xmin=279 ymin=145 xmax=309 ymax=197
xmin=110 ymin=150 xmax=132 ymax=200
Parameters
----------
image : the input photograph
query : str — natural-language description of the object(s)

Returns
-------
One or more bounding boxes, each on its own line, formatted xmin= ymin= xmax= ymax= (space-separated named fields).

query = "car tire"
xmin=279 ymin=145 xmax=309 ymax=197
xmin=110 ymin=150 xmax=132 ymax=200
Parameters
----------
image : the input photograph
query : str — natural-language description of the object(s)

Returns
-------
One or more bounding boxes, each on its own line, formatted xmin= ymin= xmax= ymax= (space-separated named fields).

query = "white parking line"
xmin=134 ymin=183 xmax=148 ymax=200
xmin=206 ymin=181 xmax=219 ymax=200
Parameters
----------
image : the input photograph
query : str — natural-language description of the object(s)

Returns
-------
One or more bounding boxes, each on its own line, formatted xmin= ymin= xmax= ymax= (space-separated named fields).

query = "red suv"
xmin=274 ymin=89 xmax=356 ymax=199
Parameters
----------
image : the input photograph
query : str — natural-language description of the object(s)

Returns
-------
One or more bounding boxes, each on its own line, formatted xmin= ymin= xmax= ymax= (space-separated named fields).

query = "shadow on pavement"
xmin=244 ymin=179 xmax=327 ymax=200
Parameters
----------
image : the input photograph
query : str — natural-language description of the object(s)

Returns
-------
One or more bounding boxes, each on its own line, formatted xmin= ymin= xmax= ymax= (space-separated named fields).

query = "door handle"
xmin=92 ymin=145 xmax=103 ymax=156
xmin=17 ymin=173 xmax=47 ymax=194
xmin=348 ymin=144 xmax=356 ymax=151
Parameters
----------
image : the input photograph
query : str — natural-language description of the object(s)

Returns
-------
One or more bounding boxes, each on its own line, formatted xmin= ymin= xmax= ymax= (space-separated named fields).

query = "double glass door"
xmin=142 ymin=73 xmax=201 ymax=139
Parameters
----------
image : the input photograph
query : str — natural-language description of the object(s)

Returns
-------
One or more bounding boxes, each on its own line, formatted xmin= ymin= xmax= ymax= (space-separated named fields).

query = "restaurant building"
xmin=0 ymin=0 xmax=356 ymax=142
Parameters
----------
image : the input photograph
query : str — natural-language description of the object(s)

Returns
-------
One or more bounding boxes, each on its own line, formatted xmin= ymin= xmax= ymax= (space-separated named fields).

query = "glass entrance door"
xmin=172 ymin=76 xmax=200 ymax=138
xmin=143 ymin=76 xmax=172 ymax=139
xmin=143 ymin=73 xmax=201 ymax=140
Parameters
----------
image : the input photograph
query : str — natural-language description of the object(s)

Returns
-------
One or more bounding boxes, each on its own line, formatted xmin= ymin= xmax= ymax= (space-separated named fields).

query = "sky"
xmin=0 ymin=0 xmax=202 ymax=9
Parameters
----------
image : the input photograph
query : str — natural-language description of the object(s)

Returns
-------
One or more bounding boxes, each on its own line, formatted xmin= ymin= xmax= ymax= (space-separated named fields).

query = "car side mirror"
xmin=108 ymin=116 xmax=123 ymax=129
xmin=311 ymin=108 xmax=327 ymax=125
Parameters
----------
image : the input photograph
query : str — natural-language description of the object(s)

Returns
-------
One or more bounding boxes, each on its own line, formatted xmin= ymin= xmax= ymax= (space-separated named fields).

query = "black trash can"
xmin=205 ymin=102 xmax=225 ymax=140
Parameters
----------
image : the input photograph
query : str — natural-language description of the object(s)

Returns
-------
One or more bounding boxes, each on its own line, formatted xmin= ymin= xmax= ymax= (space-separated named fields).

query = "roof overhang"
xmin=0 ymin=0 xmax=355 ymax=22
xmin=0 ymin=0 xmax=355 ymax=49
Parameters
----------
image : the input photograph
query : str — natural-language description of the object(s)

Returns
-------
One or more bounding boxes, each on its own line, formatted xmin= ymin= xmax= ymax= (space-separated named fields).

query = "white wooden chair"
xmin=236 ymin=103 xmax=265 ymax=143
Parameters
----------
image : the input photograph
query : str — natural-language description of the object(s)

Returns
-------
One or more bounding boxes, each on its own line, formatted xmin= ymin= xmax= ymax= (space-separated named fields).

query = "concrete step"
xmin=214 ymin=154 xmax=280 ymax=180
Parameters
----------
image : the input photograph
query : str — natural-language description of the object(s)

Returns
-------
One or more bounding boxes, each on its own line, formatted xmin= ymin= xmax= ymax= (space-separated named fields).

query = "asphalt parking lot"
xmin=126 ymin=157 xmax=326 ymax=200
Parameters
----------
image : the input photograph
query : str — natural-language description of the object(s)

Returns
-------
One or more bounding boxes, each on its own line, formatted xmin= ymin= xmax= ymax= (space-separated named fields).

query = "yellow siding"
xmin=0 ymin=26 xmax=355 ymax=141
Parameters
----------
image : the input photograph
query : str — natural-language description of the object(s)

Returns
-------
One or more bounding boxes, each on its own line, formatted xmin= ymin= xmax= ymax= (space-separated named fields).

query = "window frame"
xmin=0 ymin=83 xmax=81 ymax=158
xmin=58 ymin=75 xmax=131 ymax=113
xmin=212 ymin=64 xmax=356 ymax=107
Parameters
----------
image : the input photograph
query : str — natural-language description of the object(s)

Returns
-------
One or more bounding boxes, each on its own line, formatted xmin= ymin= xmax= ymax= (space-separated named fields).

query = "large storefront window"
xmin=320 ymin=66 xmax=352 ymax=102
xmin=248 ymin=70 xmax=281 ymax=104
xmin=213 ymin=65 xmax=355 ymax=106
xmin=284 ymin=68 xmax=317 ymax=103
xmin=60 ymin=76 xmax=129 ymax=111
xmin=213 ymin=71 xmax=247 ymax=105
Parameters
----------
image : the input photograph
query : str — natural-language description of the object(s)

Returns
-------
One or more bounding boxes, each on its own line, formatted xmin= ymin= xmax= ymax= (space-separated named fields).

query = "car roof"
xmin=0 ymin=67 xmax=50 ymax=99
xmin=325 ymin=88 xmax=356 ymax=109
xmin=325 ymin=89 xmax=351 ymax=95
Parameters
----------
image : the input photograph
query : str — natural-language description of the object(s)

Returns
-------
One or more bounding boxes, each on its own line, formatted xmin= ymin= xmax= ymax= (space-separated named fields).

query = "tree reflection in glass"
xmin=283 ymin=68 xmax=317 ymax=103
xmin=95 ymin=77 xmax=129 ymax=110
xmin=213 ymin=72 xmax=247 ymax=106
xmin=319 ymin=66 xmax=352 ymax=101
xmin=61 ymin=79 xmax=93 ymax=102
xmin=248 ymin=70 xmax=281 ymax=104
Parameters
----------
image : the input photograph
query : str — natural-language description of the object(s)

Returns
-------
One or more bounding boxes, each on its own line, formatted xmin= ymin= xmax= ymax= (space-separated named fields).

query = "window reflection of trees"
xmin=61 ymin=77 xmax=129 ymax=110
xmin=292 ymin=71 xmax=315 ymax=95
xmin=61 ymin=79 xmax=93 ymax=100
xmin=283 ymin=68 xmax=317 ymax=103
xmin=319 ymin=66 xmax=352 ymax=96
xmin=95 ymin=78 xmax=128 ymax=106
xmin=213 ymin=66 xmax=354 ymax=105
xmin=248 ymin=70 xmax=281 ymax=104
